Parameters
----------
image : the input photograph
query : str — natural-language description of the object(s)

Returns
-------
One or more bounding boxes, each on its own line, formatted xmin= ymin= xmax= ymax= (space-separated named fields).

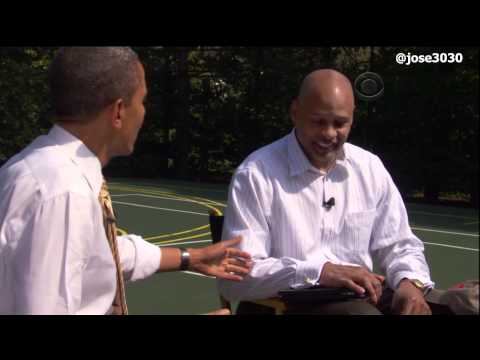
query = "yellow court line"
xmin=153 ymin=232 xmax=212 ymax=245
xmin=109 ymin=183 xmax=223 ymax=240
xmin=117 ymin=228 xmax=128 ymax=236
xmin=110 ymin=184 xmax=186 ymax=198
xmin=109 ymin=182 xmax=176 ymax=194
xmin=144 ymin=224 xmax=210 ymax=241
xmin=110 ymin=186 xmax=182 ymax=200
xmin=109 ymin=181 xmax=226 ymax=195
xmin=122 ymin=193 xmax=212 ymax=206
xmin=109 ymin=184 xmax=223 ymax=215
xmin=189 ymin=195 xmax=226 ymax=208
xmin=112 ymin=186 xmax=220 ymax=211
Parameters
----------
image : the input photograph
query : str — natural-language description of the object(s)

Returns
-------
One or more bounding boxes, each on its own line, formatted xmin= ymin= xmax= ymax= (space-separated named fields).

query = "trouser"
xmin=236 ymin=288 xmax=454 ymax=315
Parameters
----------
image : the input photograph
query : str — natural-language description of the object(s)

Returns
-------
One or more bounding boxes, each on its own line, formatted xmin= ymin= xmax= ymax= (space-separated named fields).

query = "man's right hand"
xmin=319 ymin=262 xmax=385 ymax=304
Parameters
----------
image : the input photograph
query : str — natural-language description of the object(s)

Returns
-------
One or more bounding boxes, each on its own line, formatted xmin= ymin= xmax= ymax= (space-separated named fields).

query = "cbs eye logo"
xmin=354 ymin=72 xmax=384 ymax=102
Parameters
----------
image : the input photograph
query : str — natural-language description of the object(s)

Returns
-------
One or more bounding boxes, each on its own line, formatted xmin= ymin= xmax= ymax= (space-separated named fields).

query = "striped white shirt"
xmin=218 ymin=129 xmax=433 ymax=301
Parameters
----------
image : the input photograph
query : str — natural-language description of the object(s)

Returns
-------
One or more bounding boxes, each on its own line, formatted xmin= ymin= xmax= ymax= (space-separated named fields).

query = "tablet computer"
xmin=278 ymin=285 xmax=368 ymax=304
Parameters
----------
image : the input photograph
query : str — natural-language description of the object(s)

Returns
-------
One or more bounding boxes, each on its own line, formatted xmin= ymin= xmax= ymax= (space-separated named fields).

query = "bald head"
xmin=298 ymin=69 xmax=355 ymax=111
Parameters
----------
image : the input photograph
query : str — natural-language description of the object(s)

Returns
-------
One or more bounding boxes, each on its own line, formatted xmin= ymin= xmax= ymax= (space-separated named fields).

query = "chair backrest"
xmin=208 ymin=211 xmax=232 ymax=311
xmin=209 ymin=211 xmax=224 ymax=244
xmin=208 ymin=210 xmax=286 ymax=315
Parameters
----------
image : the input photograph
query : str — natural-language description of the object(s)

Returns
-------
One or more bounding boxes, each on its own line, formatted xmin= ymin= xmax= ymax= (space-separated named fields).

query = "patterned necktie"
xmin=99 ymin=179 xmax=128 ymax=315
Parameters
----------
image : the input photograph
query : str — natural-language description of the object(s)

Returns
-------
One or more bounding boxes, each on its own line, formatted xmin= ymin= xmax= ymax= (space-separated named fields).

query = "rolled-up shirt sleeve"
xmin=117 ymin=234 xmax=161 ymax=282
xmin=370 ymin=157 xmax=434 ymax=290
xmin=218 ymin=168 xmax=326 ymax=302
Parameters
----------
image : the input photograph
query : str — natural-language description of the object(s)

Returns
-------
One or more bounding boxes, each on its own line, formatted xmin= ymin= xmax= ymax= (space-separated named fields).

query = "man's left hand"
xmin=188 ymin=236 xmax=253 ymax=281
xmin=392 ymin=279 xmax=432 ymax=315
xmin=202 ymin=308 xmax=231 ymax=315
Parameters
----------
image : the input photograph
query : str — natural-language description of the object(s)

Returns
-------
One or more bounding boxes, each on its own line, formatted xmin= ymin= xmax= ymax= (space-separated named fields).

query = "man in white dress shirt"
xmin=218 ymin=69 xmax=436 ymax=315
xmin=0 ymin=47 xmax=252 ymax=315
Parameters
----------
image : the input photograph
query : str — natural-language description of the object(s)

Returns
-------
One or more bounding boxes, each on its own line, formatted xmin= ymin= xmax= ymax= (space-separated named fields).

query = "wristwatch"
xmin=407 ymin=278 xmax=430 ymax=295
xmin=179 ymin=247 xmax=190 ymax=271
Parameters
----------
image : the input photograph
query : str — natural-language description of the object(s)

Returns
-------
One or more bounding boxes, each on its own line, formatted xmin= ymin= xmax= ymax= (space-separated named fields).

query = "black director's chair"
xmin=209 ymin=210 xmax=286 ymax=315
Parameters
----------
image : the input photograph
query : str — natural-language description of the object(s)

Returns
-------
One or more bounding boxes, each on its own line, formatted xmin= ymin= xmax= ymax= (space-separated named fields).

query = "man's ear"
xmin=111 ymin=98 xmax=125 ymax=129
xmin=290 ymin=98 xmax=299 ymax=126
xmin=352 ymin=105 xmax=358 ymax=129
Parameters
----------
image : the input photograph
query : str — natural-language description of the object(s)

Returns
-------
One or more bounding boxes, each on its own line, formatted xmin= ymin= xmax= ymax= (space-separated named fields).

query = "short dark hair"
xmin=49 ymin=47 xmax=140 ymax=120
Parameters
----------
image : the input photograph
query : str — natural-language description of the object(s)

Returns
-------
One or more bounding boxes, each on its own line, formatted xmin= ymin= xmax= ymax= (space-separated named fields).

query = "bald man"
xmin=218 ymin=69 xmax=435 ymax=315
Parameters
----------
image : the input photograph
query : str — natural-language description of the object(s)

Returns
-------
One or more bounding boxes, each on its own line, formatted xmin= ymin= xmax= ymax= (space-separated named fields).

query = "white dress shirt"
xmin=0 ymin=125 xmax=161 ymax=314
xmin=218 ymin=129 xmax=433 ymax=301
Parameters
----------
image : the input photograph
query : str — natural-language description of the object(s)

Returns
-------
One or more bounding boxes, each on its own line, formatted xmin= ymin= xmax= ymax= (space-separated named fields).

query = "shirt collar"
xmin=287 ymin=129 xmax=350 ymax=177
xmin=48 ymin=124 xmax=103 ymax=196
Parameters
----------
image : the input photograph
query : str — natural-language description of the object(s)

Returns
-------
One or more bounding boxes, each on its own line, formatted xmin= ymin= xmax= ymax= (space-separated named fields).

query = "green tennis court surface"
xmin=109 ymin=178 xmax=479 ymax=315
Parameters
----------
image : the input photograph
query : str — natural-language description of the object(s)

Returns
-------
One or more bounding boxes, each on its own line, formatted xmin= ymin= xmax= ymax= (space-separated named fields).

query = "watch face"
xmin=412 ymin=279 xmax=424 ymax=288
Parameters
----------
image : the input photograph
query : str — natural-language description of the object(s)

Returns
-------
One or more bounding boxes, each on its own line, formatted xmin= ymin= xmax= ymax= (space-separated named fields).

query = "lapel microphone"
xmin=323 ymin=197 xmax=335 ymax=209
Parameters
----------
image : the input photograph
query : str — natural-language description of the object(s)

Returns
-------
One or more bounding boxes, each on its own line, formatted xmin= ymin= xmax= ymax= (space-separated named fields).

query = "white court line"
xmin=111 ymin=191 xmax=226 ymax=208
xmin=423 ymin=242 xmax=478 ymax=252
xmin=181 ymin=270 xmax=214 ymax=278
xmin=160 ymin=238 xmax=478 ymax=253
xmin=156 ymin=240 xmax=214 ymax=278
xmin=111 ymin=194 xmax=138 ymax=197
xmin=114 ymin=200 xmax=478 ymax=252
xmin=154 ymin=236 xmax=478 ymax=258
xmin=168 ymin=240 xmax=478 ymax=254
xmin=154 ymin=233 xmax=479 ymax=254
xmin=113 ymin=192 xmax=208 ymax=205
xmin=161 ymin=239 xmax=478 ymax=255
xmin=156 ymin=239 xmax=212 ymax=247
xmin=112 ymin=201 xmax=207 ymax=217
xmin=109 ymin=182 xmax=226 ymax=194
xmin=409 ymin=210 xmax=477 ymax=220
xmin=411 ymin=226 xmax=478 ymax=238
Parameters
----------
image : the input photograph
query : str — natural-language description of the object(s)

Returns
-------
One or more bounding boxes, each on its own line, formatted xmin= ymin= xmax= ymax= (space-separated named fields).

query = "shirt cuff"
xmin=390 ymin=271 xmax=435 ymax=290
xmin=126 ymin=235 xmax=161 ymax=282
xmin=291 ymin=252 xmax=328 ymax=289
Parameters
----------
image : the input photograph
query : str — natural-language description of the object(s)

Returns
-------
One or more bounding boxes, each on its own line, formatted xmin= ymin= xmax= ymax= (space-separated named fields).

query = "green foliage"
xmin=1 ymin=47 xmax=477 ymax=206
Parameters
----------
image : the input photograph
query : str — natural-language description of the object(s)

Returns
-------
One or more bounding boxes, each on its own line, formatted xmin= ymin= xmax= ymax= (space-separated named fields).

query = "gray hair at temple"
xmin=49 ymin=47 xmax=141 ymax=121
